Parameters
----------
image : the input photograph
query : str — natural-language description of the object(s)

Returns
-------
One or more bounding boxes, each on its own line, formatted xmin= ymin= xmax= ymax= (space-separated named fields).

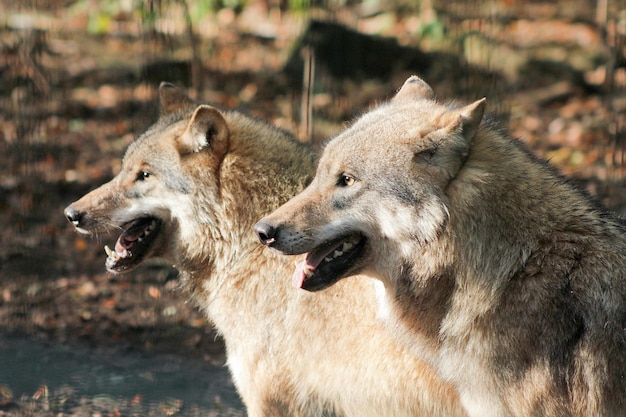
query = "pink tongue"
xmin=115 ymin=239 xmax=127 ymax=254
xmin=292 ymin=260 xmax=314 ymax=289
xmin=115 ymin=235 xmax=136 ymax=253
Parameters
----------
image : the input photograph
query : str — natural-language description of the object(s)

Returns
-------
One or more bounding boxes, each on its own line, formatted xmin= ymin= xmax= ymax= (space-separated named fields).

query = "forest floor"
xmin=0 ymin=0 xmax=625 ymax=415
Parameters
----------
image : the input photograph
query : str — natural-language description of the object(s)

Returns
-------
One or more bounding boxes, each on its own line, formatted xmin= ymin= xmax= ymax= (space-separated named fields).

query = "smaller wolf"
xmin=256 ymin=76 xmax=626 ymax=417
xmin=64 ymin=82 xmax=466 ymax=417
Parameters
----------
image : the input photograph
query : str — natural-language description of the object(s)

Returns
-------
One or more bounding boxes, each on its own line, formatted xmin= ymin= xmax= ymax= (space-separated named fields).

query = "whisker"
xmin=108 ymin=222 xmax=125 ymax=232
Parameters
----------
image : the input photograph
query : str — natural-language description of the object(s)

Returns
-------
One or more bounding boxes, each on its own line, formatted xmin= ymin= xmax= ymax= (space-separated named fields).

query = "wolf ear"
xmin=414 ymin=98 xmax=486 ymax=169
xmin=458 ymin=98 xmax=486 ymax=141
xmin=393 ymin=76 xmax=435 ymax=102
xmin=178 ymin=105 xmax=229 ymax=156
xmin=159 ymin=82 xmax=194 ymax=116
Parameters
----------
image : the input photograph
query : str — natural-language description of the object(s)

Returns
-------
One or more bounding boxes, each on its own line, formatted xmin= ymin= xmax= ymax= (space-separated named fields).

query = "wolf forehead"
xmin=341 ymin=97 xmax=462 ymax=144
xmin=119 ymin=109 xmax=200 ymax=194
xmin=321 ymin=96 xmax=463 ymax=166
xmin=126 ymin=110 xmax=193 ymax=154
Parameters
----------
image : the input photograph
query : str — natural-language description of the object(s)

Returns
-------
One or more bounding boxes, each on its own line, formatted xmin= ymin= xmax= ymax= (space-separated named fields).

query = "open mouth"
xmin=104 ymin=217 xmax=161 ymax=273
xmin=292 ymin=234 xmax=367 ymax=292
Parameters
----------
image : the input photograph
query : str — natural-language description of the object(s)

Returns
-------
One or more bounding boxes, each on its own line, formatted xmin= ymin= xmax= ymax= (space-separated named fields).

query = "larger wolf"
xmin=255 ymin=76 xmax=626 ymax=417
xmin=64 ymin=83 xmax=465 ymax=417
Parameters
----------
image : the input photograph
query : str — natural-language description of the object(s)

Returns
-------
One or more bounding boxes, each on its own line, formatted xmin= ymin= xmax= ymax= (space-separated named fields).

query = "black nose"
xmin=64 ymin=206 xmax=83 ymax=226
xmin=254 ymin=221 xmax=277 ymax=246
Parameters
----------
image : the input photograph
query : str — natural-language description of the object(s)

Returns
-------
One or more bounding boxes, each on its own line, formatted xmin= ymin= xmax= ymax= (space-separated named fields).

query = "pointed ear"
xmin=458 ymin=98 xmax=486 ymax=141
xmin=178 ymin=105 xmax=229 ymax=156
xmin=159 ymin=82 xmax=194 ymax=116
xmin=393 ymin=75 xmax=435 ymax=102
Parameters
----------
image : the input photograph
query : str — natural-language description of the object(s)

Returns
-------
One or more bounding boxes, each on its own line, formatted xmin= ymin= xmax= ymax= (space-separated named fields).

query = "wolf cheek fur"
xmin=65 ymin=82 xmax=467 ymax=417
xmin=257 ymin=75 xmax=626 ymax=417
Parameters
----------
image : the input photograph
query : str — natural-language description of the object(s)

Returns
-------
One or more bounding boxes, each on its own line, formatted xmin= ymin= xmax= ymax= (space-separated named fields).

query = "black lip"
xmin=301 ymin=236 xmax=367 ymax=292
xmin=105 ymin=217 xmax=162 ymax=273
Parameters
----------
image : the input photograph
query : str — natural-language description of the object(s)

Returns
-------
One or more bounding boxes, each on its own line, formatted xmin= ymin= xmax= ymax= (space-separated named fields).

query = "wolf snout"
xmin=254 ymin=221 xmax=277 ymax=246
xmin=64 ymin=205 xmax=83 ymax=227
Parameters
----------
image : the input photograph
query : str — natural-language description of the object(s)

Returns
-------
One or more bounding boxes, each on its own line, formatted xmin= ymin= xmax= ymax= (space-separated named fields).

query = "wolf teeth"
xmin=104 ymin=245 xmax=124 ymax=261
xmin=143 ymin=220 xmax=156 ymax=237
xmin=323 ymin=238 xmax=360 ymax=263
xmin=304 ymin=268 xmax=314 ymax=278
xmin=104 ymin=245 xmax=119 ymax=260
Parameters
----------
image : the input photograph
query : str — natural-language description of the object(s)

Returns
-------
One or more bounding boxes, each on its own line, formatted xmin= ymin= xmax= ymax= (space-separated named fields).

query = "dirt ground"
xmin=0 ymin=0 xmax=625 ymax=415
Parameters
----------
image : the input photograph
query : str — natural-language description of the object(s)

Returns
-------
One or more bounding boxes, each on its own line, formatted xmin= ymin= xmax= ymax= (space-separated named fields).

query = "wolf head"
xmin=64 ymin=83 xmax=233 ymax=273
xmin=255 ymin=76 xmax=485 ymax=291
xmin=66 ymin=82 xmax=313 ymax=276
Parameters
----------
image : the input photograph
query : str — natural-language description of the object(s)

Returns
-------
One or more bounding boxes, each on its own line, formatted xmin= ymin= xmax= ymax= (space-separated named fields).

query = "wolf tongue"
xmin=115 ymin=235 xmax=134 ymax=257
xmin=117 ymin=232 xmax=139 ymax=251
xmin=292 ymin=246 xmax=335 ymax=289
xmin=293 ymin=257 xmax=320 ymax=289
xmin=292 ymin=242 xmax=348 ymax=289
xmin=292 ymin=261 xmax=308 ymax=289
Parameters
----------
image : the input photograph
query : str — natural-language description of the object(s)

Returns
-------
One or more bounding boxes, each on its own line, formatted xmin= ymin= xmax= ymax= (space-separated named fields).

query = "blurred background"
xmin=0 ymin=0 xmax=625 ymax=415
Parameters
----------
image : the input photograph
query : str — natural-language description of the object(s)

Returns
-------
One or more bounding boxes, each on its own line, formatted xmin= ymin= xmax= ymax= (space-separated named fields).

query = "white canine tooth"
xmin=138 ymin=237 xmax=143 ymax=242
xmin=342 ymin=242 xmax=353 ymax=251
xmin=324 ymin=257 xmax=333 ymax=263
xmin=304 ymin=268 xmax=314 ymax=278
xmin=333 ymin=250 xmax=343 ymax=258
xmin=107 ymin=247 xmax=120 ymax=261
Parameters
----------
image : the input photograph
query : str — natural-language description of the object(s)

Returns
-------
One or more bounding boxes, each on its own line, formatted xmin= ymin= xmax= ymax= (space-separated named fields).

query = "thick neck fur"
xmin=173 ymin=113 xmax=315 ymax=339
xmin=442 ymin=127 xmax=625 ymax=328
xmin=400 ymin=126 xmax=625 ymax=327
xmin=385 ymin=125 xmax=626 ymax=416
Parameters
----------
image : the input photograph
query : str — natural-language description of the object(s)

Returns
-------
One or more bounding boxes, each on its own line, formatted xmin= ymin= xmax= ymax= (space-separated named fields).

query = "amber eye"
xmin=339 ymin=174 xmax=356 ymax=187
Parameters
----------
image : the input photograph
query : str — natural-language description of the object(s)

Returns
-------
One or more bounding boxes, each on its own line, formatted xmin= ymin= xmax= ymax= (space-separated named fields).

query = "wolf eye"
xmin=338 ymin=174 xmax=356 ymax=187
xmin=137 ymin=171 xmax=151 ymax=181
